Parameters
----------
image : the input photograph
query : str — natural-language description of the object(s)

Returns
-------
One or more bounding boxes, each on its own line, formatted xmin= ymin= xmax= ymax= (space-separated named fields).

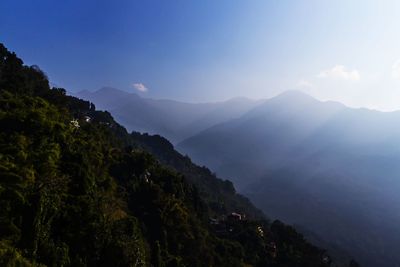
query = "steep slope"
xmin=0 ymin=43 xmax=351 ymax=266
xmin=178 ymin=90 xmax=400 ymax=267
xmin=76 ymin=88 xmax=261 ymax=143
xmin=127 ymin=132 xmax=265 ymax=219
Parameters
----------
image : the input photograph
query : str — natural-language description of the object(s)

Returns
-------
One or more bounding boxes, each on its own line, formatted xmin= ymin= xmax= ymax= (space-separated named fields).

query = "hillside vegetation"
xmin=0 ymin=43 xmax=355 ymax=267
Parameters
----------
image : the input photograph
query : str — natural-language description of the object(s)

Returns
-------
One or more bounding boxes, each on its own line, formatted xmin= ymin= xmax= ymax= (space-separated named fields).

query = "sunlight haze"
xmin=3 ymin=0 xmax=400 ymax=110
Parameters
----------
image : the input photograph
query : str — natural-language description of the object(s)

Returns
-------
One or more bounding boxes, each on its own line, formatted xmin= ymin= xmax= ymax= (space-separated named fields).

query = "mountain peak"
xmin=272 ymin=90 xmax=317 ymax=102
xmin=242 ymin=90 xmax=347 ymax=121
xmin=97 ymin=86 xmax=132 ymax=95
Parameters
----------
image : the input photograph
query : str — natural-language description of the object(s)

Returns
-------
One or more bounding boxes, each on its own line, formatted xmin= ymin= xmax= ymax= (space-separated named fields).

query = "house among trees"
xmin=140 ymin=170 xmax=151 ymax=183
xmin=227 ymin=212 xmax=243 ymax=221
xmin=70 ymin=119 xmax=80 ymax=128
xmin=209 ymin=218 xmax=219 ymax=225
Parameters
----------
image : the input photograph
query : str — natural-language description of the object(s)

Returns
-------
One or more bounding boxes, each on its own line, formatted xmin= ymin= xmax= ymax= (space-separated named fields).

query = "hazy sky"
xmin=2 ymin=0 xmax=400 ymax=110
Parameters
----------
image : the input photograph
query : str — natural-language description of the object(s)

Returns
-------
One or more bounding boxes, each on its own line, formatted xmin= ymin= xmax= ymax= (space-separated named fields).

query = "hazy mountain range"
xmin=77 ymin=87 xmax=400 ymax=266
xmin=75 ymin=87 xmax=262 ymax=144
xmin=178 ymin=91 xmax=400 ymax=267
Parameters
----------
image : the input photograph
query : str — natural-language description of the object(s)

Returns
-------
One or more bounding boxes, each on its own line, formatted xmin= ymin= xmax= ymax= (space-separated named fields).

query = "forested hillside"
xmin=0 ymin=43 xmax=355 ymax=266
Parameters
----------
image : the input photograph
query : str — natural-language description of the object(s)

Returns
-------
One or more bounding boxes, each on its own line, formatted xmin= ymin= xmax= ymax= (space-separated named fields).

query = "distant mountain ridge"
xmin=177 ymin=90 xmax=400 ymax=267
xmin=75 ymin=87 xmax=263 ymax=143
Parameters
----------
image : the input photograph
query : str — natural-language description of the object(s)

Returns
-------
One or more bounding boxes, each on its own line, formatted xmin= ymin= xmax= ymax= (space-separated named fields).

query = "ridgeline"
xmin=0 ymin=43 xmax=357 ymax=267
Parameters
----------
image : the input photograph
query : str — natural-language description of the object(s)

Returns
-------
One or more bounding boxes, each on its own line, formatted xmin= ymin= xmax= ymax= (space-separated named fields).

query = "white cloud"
xmin=391 ymin=60 xmax=400 ymax=80
xmin=132 ymin=83 xmax=148 ymax=92
xmin=318 ymin=65 xmax=360 ymax=81
xmin=296 ymin=79 xmax=314 ymax=88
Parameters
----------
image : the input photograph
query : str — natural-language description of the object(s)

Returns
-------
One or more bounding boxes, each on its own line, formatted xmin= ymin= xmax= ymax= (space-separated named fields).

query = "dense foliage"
xmin=0 ymin=43 xmax=353 ymax=266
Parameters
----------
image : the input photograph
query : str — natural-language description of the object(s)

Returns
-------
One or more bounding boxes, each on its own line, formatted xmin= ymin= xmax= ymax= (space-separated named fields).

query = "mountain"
xmin=75 ymin=88 xmax=262 ymax=144
xmin=178 ymin=91 xmax=349 ymax=187
xmin=178 ymin=90 xmax=400 ymax=267
xmin=0 ymin=43 xmax=356 ymax=266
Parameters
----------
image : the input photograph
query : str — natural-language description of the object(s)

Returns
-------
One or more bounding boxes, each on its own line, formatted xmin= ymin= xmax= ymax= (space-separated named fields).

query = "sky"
xmin=2 ymin=0 xmax=400 ymax=110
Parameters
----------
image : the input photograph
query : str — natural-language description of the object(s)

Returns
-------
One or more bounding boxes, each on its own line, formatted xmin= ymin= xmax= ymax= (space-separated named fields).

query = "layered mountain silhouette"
xmin=78 ymin=87 xmax=400 ymax=266
xmin=76 ymin=87 xmax=262 ymax=143
xmin=1 ymin=43 xmax=348 ymax=267
xmin=178 ymin=90 xmax=400 ymax=267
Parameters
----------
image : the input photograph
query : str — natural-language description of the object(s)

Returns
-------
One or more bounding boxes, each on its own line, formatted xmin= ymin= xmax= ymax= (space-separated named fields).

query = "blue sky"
xmin=2 ymin=0 xmax=400 ymax=110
